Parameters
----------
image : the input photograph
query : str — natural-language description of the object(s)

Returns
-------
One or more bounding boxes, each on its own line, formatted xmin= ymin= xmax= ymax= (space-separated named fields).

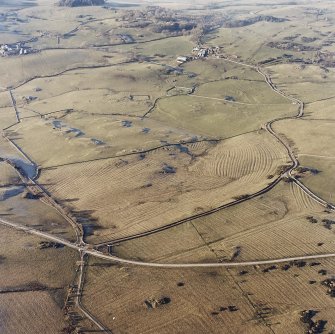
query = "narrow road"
xmin=2 ymin=217 xmax=335 ymax=268
xmin=255 ymin=64 xmax=333 ymax=208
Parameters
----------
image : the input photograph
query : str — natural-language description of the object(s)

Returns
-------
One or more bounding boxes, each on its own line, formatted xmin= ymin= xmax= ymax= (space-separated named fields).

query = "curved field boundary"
xmin=1 ymin=60 xmax=133 ymax=92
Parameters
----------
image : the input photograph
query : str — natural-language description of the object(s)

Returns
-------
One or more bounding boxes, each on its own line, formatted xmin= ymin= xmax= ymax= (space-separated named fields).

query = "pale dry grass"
xmin=305 ymin=98 xmax=335 ymax=120
xmin=0 ymin=92 xmax=11 ymax=108
xmin=0 ymin=226 xmax=77 ymax=288
xmin=82 ymin=258 xmax=335 ymax=334
xmin=0 ymin=49 xmax=121 ymax=89
xmin=0 ymin=188 xmax=77 ymax=241
xmin=13 ymin=62 xmax=178 ymax=117
xmin=82 ymin=261 xmax=271 ymax=334
xmin=0 ymin=107 xmax=17 ymax=130
xmin=0 ymin=162 xmax=20 ymax=186
xmin=182 ymin=58 xmax=262 ymax=82
xmin=229 ymin=258 xmax=335 ymax=333
xmin=7 ymin=113 xmax=193 ymax=167
xmin=152 ymin=94 xmax=297 ymax=137
xmin=115 ymin=181 xmax=333 ymax=263
xmin=195 ymin=79 xmax=289 ymax=105
xmin=0 ymin=291 xmax=66 ymax=334
xmin=268 ymin=64 xmax=335 ymax=103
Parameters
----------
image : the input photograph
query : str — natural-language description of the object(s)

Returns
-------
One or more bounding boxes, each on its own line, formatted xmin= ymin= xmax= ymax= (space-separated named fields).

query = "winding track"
xmin=254 ymin=62 xmax=332 ymax=208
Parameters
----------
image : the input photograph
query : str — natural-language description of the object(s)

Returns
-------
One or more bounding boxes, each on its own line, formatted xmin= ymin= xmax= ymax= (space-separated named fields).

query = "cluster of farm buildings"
xmin=177 ymin=45 xmax=222 ymax=63
xmin=0 ymin=43 xmax=36 ymax=57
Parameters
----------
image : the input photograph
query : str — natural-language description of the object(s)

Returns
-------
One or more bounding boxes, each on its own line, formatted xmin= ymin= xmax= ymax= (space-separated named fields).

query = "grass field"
xmin=12 ymin=62 xmax=174 ymax=117
xmin=0 ymin=291 xmax=67 ymax=334
xmin=305 ymin=98 xmax=335 ymax=120
xmin=0 ymin=226 xmax=77 ymax=288
xmin=113 ymin=181 xmax=334 ymax=263
xmin=8 ymin=112 xmax=195 ymax=167
xmin=0 ymin=107 xmax=17 ymax=129
xmin=183 ymin=58 xmax=263 ymax=82
xmin=0 ymin=49 xmax=124 ymax=89
xmin=39 ymin=130 xmax=289 ymax=244
xmin=82 ymin=257 xmax=335 ymax=334
xmin=195 ymin=79 xmax=289 ymax=104
xmin=82 ymin=259 xmax=270 ymax=334
xmin=0 ymin=226 xmax=78 ymax=334
xmin=0 ymin=162 xmax=20 ymax=186
xmin=268 ymin=64 xmax=335 ymax=104
xmin=152 ymin=95 xmax=296 ymax=138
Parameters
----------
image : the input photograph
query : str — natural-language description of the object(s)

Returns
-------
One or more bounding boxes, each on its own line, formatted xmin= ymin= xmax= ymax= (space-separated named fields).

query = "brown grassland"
xmin=0 ymin=0 xmax=335 ymax=333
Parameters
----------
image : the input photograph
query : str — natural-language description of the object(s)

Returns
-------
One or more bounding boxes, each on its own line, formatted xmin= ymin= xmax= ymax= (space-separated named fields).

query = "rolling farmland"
xmin=1 ymin=0 xmax=335 ymax=333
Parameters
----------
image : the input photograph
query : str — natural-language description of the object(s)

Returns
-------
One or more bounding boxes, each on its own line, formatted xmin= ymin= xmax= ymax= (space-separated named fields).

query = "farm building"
xmin=177 ymin=56 xmax=189 ymax=63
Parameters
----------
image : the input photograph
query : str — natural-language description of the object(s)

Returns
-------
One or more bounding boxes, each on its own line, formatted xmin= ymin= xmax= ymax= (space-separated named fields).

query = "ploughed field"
xmin=1 ymin=0 xmax=335 ymax=333
xmin=82 ymin=257 xmax=335 ymax=334
xmin=39 ymin=130 xmax=289 ymax=243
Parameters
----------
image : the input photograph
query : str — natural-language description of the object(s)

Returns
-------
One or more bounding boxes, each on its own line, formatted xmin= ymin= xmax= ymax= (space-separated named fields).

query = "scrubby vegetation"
xmin=58 ymin=0 xmax=105 ymax=7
